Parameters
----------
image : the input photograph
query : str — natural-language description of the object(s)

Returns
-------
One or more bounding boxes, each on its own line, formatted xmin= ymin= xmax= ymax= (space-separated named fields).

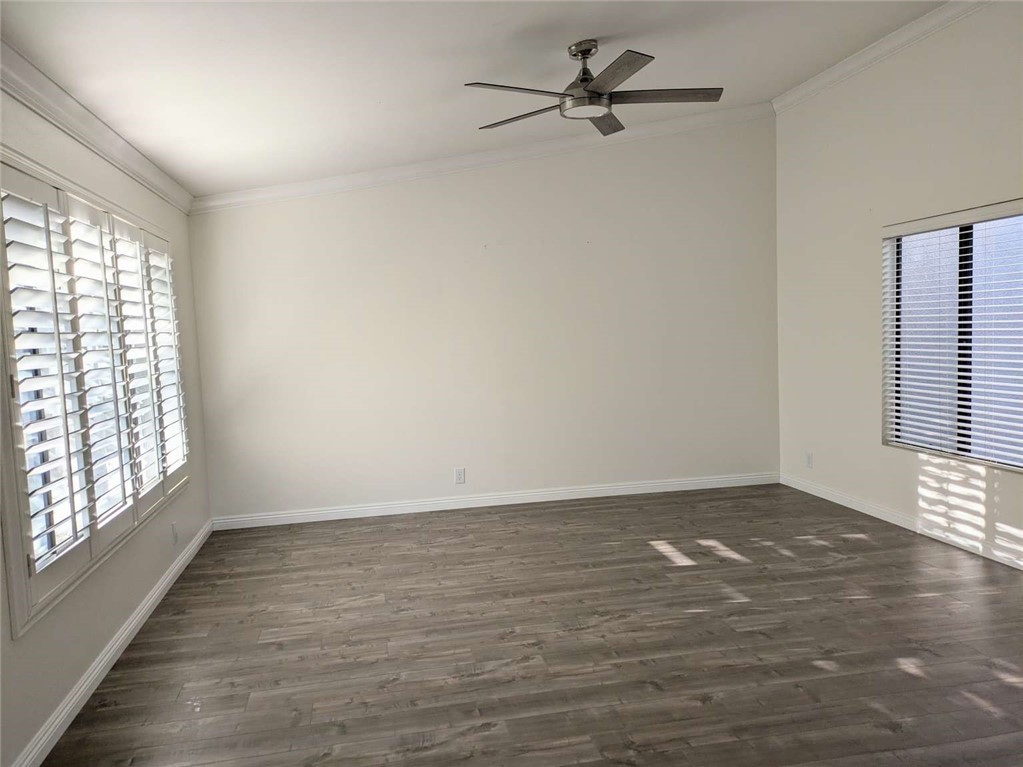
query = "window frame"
xmin=1 ymin=156 xmax=189 ymax=637
xmin=882 ymin=198 xmax=1023 ymax=473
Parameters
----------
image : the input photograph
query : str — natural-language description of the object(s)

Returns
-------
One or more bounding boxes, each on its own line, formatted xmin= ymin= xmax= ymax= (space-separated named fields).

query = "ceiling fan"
xmin=466 ymin=39 xmax=723 ymax=136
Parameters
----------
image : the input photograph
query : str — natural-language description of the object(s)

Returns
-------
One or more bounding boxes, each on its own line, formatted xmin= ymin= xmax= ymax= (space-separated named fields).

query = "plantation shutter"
xmin=2 ymin=164 xmax=189 ymax=603
xmin=143 ymin=232 xmax=188 ymax=476
xmin=66 ymin=197 xmax=138 ymax=549
xmin=882 ymin=204 xmax=1023 ymax=471
xmin=111 ymin=217 xmax=164 ymax=512
xmin=3 ymin=169 xmax=91 ymax=573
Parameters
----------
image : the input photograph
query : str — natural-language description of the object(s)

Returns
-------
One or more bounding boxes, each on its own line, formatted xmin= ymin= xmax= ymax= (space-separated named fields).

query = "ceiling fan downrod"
xmin=567 ymin=38 xmax=598 ymax=85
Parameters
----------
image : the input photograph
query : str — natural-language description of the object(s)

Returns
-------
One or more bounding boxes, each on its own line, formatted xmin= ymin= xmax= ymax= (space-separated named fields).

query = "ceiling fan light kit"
xmin=560 ymin=96 xmax=610 ymax=119
xmin=466 ymin=39 xmax=723 ymax=136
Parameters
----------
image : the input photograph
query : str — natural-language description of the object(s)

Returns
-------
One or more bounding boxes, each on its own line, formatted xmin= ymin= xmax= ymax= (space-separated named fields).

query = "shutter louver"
xmin=883 ymin=211 xmax=1023 ymax=471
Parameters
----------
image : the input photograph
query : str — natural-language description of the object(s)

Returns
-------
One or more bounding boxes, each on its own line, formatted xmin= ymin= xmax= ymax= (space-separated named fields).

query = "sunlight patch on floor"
xmin=648 ymin=540 xmax=697 ymax=567
xmin=992 ymin=659 xmax=1023 ymax=689
xmin=959 ymin=691 xmax=1007 ymax=718
xmin=755 ymin=539 xmax=797 ymax=558
xmin=795 ymin=535 xmax=833 ymax=548
xmin=720 ymin=584 xmax=751 ymax=603
xmin=896 ymin=657 xmax=927 ymax=678
xmin=696 ymin=539 xmax=751 ymax=563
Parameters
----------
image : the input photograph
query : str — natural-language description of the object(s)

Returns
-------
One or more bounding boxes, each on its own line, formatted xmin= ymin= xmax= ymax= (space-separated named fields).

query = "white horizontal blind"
xmin=882 ymin=211 xmax=1023 ymax=470
xmin=2 ymin=170 xmax=188 ymax=577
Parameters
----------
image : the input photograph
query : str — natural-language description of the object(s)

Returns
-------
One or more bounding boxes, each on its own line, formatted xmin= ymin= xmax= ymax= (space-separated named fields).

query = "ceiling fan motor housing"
xmin=561 ymin=40 xmax=611 ymax=119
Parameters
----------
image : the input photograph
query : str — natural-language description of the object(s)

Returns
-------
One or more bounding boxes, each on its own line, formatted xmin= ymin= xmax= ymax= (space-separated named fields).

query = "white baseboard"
xmin=779 ymin=474 xmax=918 ymax=531
xmin=13 ymin=520 xmax=213 ymax=767
xmin=212 ymin=473 xmax=780 ymax=531
xmin=780 ymin=474 xmax=1023 ymax=572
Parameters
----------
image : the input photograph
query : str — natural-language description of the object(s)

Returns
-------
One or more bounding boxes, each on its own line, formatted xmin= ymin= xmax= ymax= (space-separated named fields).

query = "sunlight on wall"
xmin=916 ymin=453 xmax=1022 ymax=568
xmin=993 ymin=521 xmax=1023 ymax=569
xmin=916 ymin=453 xmax=987 ymax=554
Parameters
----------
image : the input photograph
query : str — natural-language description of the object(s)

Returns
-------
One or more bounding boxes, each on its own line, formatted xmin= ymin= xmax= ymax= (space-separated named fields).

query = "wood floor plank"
xmin=43 ymin=485 xmax=1023 ymax=766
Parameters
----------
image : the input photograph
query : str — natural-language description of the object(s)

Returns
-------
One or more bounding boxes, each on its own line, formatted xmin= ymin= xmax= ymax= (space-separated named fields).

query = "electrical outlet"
xmin=454 ymin=467 xmax=466 ymax=485
xmin=170 ymin=521 xmax=179 ymax=544
xmin=805 ymin=451 xmax=814 ymax=469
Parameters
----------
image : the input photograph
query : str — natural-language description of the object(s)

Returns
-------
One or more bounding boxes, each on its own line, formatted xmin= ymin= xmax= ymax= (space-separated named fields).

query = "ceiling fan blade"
xmin=612 ymin=88 xmax=723 ymax=104
xmin=465 ymin=82 xmax=566 ymax=98
xmin=585 ymin=50 xmax=654 ymax=94
xmin=479 ymin=104 xmax=560 ymax=130
xmin=589 ymin=112 xmax=625 ymax=136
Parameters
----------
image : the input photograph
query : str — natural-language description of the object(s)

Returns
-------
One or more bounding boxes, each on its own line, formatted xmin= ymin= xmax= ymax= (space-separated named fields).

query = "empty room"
xmin=1 ymin=1 xmax=1022 ymax=765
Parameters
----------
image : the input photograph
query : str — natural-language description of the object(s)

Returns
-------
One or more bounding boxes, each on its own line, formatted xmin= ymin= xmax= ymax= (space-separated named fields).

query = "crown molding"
xmin=0 ymin=41 xmax=194 ymax=214
xmin=190 ymin=102 xmax=774 ymax=215
xmin=772 ymin=1 xmax=990 ymax=115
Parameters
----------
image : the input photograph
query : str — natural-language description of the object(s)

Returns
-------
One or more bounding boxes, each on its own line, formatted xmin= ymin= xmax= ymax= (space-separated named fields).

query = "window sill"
xmin=883 ymin=439 xmax=1023 ymax=476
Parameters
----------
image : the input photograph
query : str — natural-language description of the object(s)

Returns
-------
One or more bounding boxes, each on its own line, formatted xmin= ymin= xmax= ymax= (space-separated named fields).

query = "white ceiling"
xmin=1 ymin=1 xmax=939 ymax=198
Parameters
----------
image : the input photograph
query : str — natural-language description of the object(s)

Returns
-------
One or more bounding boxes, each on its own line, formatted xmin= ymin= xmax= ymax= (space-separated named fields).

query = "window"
xmin=882 ymin=201 xmax=1023 ymax=471
xmin=1 ymin=163 xmax=187 ymax=630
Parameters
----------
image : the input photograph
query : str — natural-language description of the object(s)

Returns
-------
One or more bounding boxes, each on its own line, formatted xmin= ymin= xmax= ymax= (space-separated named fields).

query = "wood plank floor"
xmin=45 ymin=485 xmax=1023 ymax=766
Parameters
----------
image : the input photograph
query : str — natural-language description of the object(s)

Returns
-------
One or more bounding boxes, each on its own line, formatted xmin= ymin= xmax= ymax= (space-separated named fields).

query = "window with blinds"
xmin=1 ymin=164 xmax=187 ymax=602
xmin=882 ymin=205 xmax=1023 ymax=471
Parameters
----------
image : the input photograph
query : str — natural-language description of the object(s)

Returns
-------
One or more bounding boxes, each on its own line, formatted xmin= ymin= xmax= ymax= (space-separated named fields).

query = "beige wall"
xmin=777 ymin=3 xmax=1023 ymax=569
xmin=0 ymin=94 xmax=211 ymax=766
xmin=190 ymin=115 xmax=779 ymax=520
